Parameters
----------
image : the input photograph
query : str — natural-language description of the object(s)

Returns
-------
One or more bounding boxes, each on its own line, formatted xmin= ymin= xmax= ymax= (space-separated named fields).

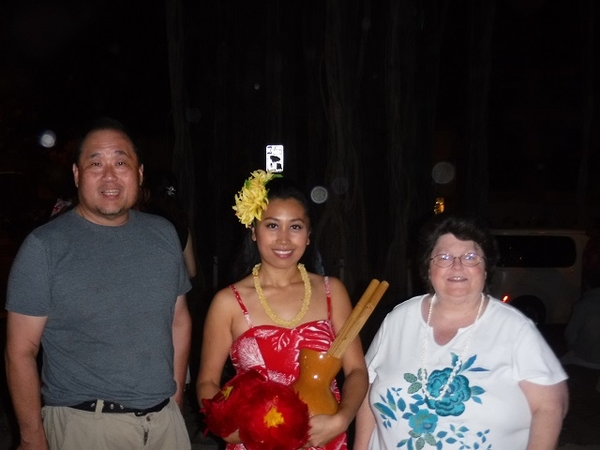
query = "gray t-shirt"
xmin=6 ymin=209 xmax=192 ymax=408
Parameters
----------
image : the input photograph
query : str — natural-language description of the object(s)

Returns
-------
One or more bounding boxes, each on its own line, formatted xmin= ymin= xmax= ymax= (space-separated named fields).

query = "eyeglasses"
xmin=430 ymin=252 xmax=484 ymax=268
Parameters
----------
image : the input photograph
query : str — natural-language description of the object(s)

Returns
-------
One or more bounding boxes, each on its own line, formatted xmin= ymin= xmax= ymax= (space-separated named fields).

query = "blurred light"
xmin=310 ymin=186 xmax=328 ymax=204
xmin=254 ymin=83 xmax=261 ymax=90
xmin=432 ymin=161 xmax=455 ymax=184
xmin=501 ymin=295 xmax=510 ymax=303
xmin=434 ymin=197 xmax=445 ymax=214
xmin=186 ymin=107 xmax=201 ymax=123
xmin=39 ymin=130 xmax=56 ymax=148
xmin=332 ymin=177 xmax=348 ymax=195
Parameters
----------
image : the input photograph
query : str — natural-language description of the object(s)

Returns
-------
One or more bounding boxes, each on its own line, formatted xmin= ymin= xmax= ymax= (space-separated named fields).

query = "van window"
xmin=495 ymin=235 xmax=577 ymax=268
xmin=490 ymin=230 xmax=588 ymax=325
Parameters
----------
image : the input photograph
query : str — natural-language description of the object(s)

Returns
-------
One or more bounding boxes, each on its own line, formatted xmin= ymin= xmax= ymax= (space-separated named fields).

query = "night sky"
xmin=1 ymin=0 xmax=598 ymax=229
xmin=1 ymin=1 xmax=170 ymax=139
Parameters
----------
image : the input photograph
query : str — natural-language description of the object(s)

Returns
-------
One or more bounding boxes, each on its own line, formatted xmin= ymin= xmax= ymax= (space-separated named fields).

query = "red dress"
xmin=228 ymin=277 xmax=346 ymax=450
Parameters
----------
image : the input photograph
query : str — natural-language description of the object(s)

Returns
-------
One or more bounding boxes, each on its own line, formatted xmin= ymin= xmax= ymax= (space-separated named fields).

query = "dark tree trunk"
xmin=265 ymin=0 xmax=283 ymax=144
xmin=165 ymin=0 xmax=207 ymax=297
xmin=316 ymin=0 xmax=370 ymax=297
xmin=577 ymin=0 xmax=594 ymax=228
xmin=166 ymin=0 xmax=195 ymax=219
xmin=300 ymin=1 xmax=328 ymax=188
xmin=383 ymin=0 xmax=414 ymax=309
xmin=463 ymin=0 xmax=495 ymax=217
xmin=382 ymin=0 xmax=447 ymax=311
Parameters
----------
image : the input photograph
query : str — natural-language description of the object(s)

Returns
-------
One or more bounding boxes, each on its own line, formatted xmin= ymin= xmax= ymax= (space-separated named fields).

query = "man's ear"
xmin=72 ymin=163 xmax=79 ymax=188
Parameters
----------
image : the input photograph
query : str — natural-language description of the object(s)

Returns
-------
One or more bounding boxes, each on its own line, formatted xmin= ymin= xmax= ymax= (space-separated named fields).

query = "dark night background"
xmin=1 ymin=0 xmax=599 ymax=306
xmin=2 ymin=1 xmax=600 ymax=448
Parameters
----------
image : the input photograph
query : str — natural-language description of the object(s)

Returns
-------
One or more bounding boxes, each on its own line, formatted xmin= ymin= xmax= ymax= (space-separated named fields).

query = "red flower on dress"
xmin=202 ymin=370 xmax=310 ymax=450
xmin=201 ymin=370 xmax=263 ymax=437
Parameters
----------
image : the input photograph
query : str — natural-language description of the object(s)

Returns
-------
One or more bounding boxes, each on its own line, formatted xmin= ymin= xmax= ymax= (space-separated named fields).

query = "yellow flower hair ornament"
xmin=233 ymin=170 xmax=282 ymax=227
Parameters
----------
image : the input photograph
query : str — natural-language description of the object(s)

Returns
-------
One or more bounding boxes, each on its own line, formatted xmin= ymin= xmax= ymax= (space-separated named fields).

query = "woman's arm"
xmin=353 ymin=387 xmax=376 ymax=450
xmin=182 ymin=229 xmax=196 ymax=279
xmin=196 ymin=288 xmax=242 ymax=444
xmin=307 ymin=277 xmax=369 ymax=447
xmin=196 ymin=290 xmax=235 ymax=401
xmin=519 ymin=380 xmax=569 ymax=450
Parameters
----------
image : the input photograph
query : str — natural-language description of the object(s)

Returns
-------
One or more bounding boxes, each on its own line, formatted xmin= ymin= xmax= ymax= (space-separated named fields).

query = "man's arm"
xmin=5 ymin=312 xmax=49 ymax=450
xmin=172 ymin=294 xmax=192 ymax=409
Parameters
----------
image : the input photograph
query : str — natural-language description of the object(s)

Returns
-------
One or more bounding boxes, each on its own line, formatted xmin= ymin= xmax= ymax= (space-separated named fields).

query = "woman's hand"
xmin=223 ymin=429 xmax=242 ymax=445
xmin=305 ymin=413 xmax=346 ymax=448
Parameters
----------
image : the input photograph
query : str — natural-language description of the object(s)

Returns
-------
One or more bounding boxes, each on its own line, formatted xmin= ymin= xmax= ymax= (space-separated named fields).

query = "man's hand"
xmin=17 ymin=430 xmax=50 ymax=450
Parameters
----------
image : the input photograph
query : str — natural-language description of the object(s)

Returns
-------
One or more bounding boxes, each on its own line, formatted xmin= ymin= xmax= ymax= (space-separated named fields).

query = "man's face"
xmin=72 ymin=129 xmax=143 ymax=226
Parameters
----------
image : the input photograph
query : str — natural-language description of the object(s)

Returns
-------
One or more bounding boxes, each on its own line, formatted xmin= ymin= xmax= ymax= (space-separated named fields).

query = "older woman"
xmin=354 ymin=214 xmax=568 ymax=450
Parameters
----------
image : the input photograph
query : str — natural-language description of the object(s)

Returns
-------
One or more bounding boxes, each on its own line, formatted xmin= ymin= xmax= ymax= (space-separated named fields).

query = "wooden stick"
xmin=328 ymin=279 xmax=380 ymax=356
xmin=328 ymin=279 xmax=389 ymax=359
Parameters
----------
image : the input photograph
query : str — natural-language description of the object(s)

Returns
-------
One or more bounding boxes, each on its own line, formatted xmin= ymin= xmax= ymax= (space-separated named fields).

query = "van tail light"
xmin=501 ymin=295 xmax=510 ymax=303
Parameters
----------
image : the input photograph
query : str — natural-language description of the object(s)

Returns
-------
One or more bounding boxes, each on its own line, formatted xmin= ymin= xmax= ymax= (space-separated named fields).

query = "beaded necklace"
xmin=252 ymin=263 xmax=312 ymax=328
xmin=417 ymin=293 xmax=485 ymax=401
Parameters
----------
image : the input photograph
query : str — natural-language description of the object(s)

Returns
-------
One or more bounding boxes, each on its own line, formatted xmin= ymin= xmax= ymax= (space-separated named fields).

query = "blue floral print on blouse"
xmin=373 ymin=353 xmax=491 ymax=449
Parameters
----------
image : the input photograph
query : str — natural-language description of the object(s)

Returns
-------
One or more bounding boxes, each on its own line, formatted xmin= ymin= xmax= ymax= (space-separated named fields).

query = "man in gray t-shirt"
xmin=5 ymin=118 xmax=192 ymax=450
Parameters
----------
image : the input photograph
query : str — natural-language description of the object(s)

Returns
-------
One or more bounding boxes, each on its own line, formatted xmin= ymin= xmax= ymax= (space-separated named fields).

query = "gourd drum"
xmin=292 ymin=280 xmax=389 ymax=417
xmin=292 ymin=348 xmax=342 ymax=416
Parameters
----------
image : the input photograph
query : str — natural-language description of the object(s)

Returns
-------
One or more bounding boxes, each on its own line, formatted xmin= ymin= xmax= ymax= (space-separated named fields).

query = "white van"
xmin=489 ymin=229 xmax=589 ymax=325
